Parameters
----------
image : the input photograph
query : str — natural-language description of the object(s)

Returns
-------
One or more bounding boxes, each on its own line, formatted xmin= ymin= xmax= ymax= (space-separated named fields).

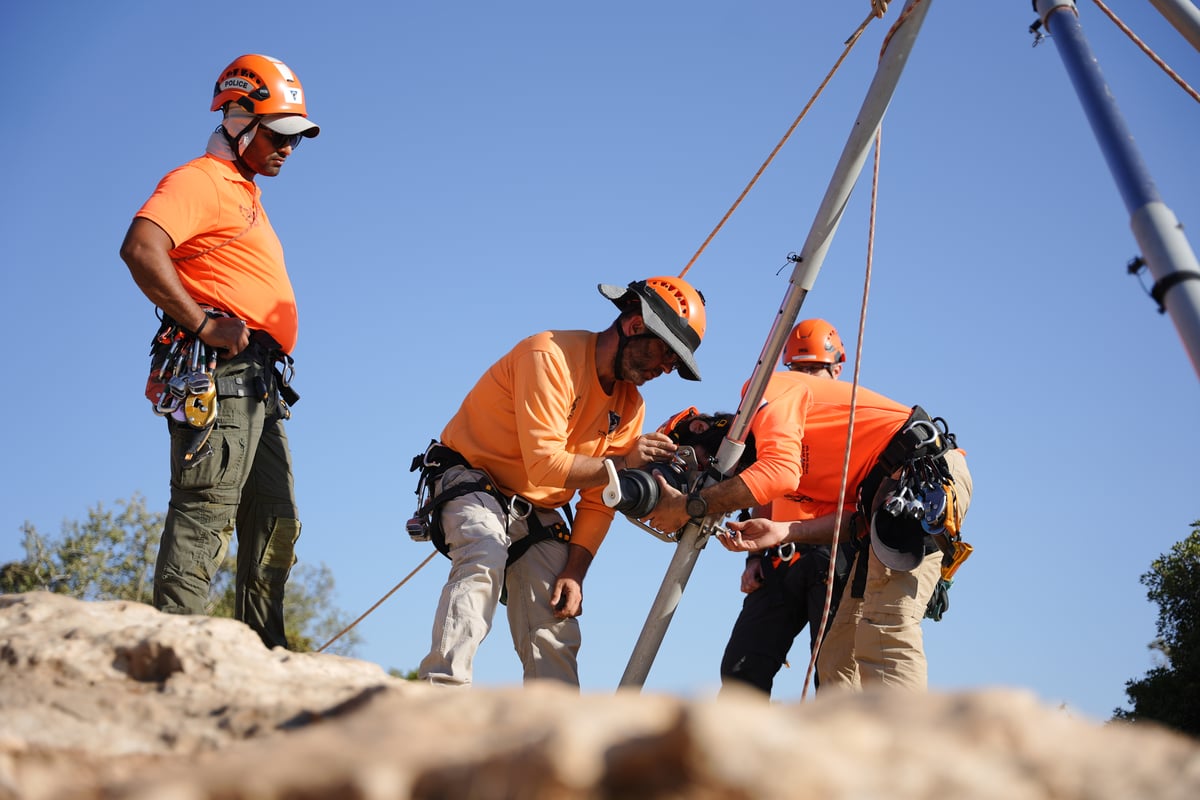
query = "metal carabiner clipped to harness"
xmin=508 ymin=494 xmax=534 ymax=521
xmin=901 ymin=418 xmax=941 ymax=451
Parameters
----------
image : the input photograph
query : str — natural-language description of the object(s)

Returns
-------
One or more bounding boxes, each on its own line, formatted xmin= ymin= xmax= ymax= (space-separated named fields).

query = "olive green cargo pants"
xmin=153 ymin=355 xmax=300 ymax=649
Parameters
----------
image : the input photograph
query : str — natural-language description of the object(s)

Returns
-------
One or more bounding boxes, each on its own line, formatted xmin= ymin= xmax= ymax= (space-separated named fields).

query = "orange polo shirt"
xmin=740 ymin=371 xmax=911 ymax=521
xmin=441 ymin=330 xmax=645 ymax=554
xmin=135 ymin=154 xmax=298 ymax=353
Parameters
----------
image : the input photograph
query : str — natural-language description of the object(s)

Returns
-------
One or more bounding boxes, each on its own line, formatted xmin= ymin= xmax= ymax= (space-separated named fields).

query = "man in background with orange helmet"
xmin=414 ymin=277 xmax=706 ymax=687
xmin=646 ymin=319 xmax=972 ymax=692
xmin=119 ymin=55 xmax=320 ymax=649
xmin=716 ymin=320 xmax=855 ymax=697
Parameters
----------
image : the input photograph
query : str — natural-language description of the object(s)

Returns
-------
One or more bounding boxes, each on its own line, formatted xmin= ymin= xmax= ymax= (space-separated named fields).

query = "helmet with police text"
xmin=598 ymin=276 xmax=706 ymax=381
xmin=211 ymin=54 xmax=320 ymax=138
xmin=783 ymin=318 xmax=845 ymax=368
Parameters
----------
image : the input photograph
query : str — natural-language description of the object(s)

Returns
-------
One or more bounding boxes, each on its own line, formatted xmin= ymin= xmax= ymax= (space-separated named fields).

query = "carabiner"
xmin=509 ymin=494 xmax=533 ymax=521
xmin=902 ymin=418 xmax=941 ymax=450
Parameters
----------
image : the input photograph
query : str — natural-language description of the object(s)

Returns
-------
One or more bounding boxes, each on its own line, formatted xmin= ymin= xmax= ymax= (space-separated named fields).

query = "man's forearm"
xmin=564 ymin=453 xmax=626 ymax=490
xmin=699 ymin=475 xmax=758 ymax=519
xmin=782 ymin=512 xmax=853 ymax=546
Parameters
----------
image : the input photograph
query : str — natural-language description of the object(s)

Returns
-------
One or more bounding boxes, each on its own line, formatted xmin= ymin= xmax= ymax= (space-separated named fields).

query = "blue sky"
xmin=3 ymin=2 xmax=1198 ymax=721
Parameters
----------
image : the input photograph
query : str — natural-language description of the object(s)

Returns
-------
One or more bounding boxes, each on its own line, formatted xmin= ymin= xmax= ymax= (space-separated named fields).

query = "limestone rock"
xmin=1 ymin=592 xmax=1198 ymax=799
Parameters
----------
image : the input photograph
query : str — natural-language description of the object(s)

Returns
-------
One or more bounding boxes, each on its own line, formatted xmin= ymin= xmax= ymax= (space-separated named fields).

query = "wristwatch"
xmin=686 ymin=490 xmax=708 ymax=519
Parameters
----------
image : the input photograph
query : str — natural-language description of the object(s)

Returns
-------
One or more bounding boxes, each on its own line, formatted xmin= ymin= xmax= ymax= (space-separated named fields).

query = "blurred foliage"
xmin=1113 ymin=522 xmax=1200 ymax=737
xmin=1 ymin=493 xmax=360 ymax=655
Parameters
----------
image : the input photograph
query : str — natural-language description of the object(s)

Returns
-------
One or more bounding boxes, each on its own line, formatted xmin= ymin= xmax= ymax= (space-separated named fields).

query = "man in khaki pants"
xmin=645 ymin=332 xmax=972 ymax=691
xmin=415 ymin=277 xmax=707 ymax=687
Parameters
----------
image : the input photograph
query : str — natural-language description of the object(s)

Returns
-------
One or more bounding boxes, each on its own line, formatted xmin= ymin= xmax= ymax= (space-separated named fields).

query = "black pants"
xmin=719 ymin=543 xmax=852 ymax=697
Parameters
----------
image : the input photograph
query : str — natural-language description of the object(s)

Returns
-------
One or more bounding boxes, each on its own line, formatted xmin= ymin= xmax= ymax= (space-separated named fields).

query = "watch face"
xmin=687 ymin=495 xmax=707 ymax=518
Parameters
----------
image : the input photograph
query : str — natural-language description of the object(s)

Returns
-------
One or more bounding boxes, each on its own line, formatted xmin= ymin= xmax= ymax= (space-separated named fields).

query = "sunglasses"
xmin=259 ymin=126 xmax=303 ymax=151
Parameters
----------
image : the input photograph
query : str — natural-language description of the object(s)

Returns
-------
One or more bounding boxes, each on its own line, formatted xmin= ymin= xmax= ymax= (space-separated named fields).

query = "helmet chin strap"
xmin=220 ymin=115 xmax=262 ymax=173
xmin=612 ymin=325 xmax=632 ymax=382
xmin=613 ymin=328 xmax=657 ymax=383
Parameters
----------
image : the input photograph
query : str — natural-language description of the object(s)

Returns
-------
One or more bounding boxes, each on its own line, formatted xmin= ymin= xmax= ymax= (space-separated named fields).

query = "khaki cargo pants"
xmin=818 ymin=448 xmax=972 ymax=691
xmin=418 ymin=465 xmax=580 ymax=687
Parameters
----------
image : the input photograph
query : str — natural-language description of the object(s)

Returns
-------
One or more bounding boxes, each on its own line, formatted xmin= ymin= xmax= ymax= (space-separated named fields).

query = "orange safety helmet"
xmin=598 ymin=276 xmax=706 ymax=381
xmin=783 ymin=318 xmax=845 ymax=368
xmin=211 ymin=54 xmax=317 ymax=131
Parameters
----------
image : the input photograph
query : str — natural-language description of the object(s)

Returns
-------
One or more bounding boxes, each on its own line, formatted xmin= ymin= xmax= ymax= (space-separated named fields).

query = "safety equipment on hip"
xmin=783 ymin=318 xmax=845 ymax=368
xmin=145 ymin=313 xmax=298 ymax=467
xmin=407 ymin=441 xmax=571 ymax=565
xmin=860 ymin=408 xmax=956 ymax=567
xmin=211 ymin=54 xmax=320 ymax=137
xmin=850 ymin=406 xmax=974 ymax=619
xmin=597 ymin=276 xmax=706 ymax=381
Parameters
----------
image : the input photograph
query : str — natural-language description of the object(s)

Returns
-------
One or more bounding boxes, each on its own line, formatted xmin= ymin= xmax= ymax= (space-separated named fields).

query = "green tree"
xmin=1113 ymin=522 xmax=1200 ymax=736
xmin=1 ymin=494 xmax=361 ymax=656
xmin=389 ymin=667 xmax=420 ymax=681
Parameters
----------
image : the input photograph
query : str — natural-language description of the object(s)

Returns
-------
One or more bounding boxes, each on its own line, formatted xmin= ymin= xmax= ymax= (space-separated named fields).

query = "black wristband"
xmin=193 ymin=314 xmax=210 ymax=339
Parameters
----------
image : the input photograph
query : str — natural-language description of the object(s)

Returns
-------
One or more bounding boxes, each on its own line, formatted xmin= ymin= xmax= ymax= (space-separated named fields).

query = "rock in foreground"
xmin=1 ymin=592 xmax=1197 ymax=799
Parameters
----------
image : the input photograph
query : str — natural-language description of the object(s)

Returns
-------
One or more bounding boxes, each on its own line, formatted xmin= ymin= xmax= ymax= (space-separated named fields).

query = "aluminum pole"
xmin=619 ymin=0 xmax=936 ymax=690
xmin=1036 ymin=0 xmax=1200 ymax=380
xmin=1149 ymin=0 xmax=1200 ymax=53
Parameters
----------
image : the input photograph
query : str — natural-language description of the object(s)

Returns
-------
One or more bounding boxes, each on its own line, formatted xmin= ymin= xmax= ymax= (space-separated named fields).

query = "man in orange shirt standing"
xmin=119 ymin=55 xmax=319 ymax=649
xmin=716 ymin=320 xmax=855 ymax=696
xmin=413 ymin=277 xmax=706 ymax=687
xmin=647 ymin=329 xmax=972 ymax=692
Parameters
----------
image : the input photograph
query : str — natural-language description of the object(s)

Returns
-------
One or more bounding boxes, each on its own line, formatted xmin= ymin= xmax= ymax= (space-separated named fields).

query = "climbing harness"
xmin=407 ymin=441 xmax=572 ymax=566
xmin=146 ymin=310 xmax=298 ymax=467
xmin=844 ymin=406 xmax=973 ymax=619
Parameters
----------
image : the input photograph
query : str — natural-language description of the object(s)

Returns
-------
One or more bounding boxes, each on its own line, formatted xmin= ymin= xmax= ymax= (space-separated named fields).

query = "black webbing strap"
xmin=413 ymin=443 xmax=571 ymax=564
xmin=856 ymin=406 xmax=946 ymax=517
xmin=848 ymin=513 xmax=870 ymax=599
xmin=216 ymin=374 xmax=259 ymax=399
xmin=1150 ymin=271 xmax=1200 ymax=313
xmin=505 ymin=514 xmax=571 ymax=567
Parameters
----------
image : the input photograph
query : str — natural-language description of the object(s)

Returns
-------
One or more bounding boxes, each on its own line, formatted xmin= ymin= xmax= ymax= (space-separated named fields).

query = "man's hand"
xmin=550 ymin=543 xmax=593 ymax=619
xmin=718 ymin=517 xmax=789 ymax=553
xmin=640 ymin=474 xmax=689 ymax=533
xmin=623 ymin=432 xmax=677 ymax=470
xmin=740 ymin=557 xmax=765 ymax=594
xmin=203 ymin=316 xmax=251 ymax=358
xmin=550 ymin=576 xmax=583 ymax=619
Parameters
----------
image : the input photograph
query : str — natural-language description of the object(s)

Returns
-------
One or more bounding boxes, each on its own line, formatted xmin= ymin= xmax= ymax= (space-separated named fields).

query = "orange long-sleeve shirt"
xmin=441 ymin=330 xmax=644 ymax=554
xmin=739 ymin=371 xmax=911 ymax=521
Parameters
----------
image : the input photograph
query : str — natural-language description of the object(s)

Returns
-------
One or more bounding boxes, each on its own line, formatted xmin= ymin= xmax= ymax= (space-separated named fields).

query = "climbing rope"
xmin=798 ymin=0 xmax=928 ymax=698
xmin=316 ymin=548 xmax=439 ymax=654
xmin=800 ymin=124 xmax=885 ymax=701
xmin=322 ymin=1 xmax=914 ymax=667
xmin=1091 ymin=0 xmax=1200 ymax=104
xmin=679 ymin=8 xmax=888 ymax=279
